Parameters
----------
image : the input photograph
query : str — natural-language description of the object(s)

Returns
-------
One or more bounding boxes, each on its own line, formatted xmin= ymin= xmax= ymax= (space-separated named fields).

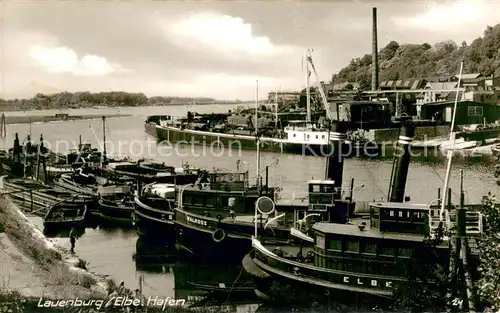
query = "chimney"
xmin=387 ymin=120 xmax=415 ymax=202
xmin=325 ymin=120 xmax=346 ymax=192
xmin=371 ymin=7 xmax=379 ymax=91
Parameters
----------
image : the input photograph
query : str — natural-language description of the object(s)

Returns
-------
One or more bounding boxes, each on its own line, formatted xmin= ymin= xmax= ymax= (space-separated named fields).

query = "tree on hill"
xmin=331 ymin=23 xmax=500 ymax=90
xmin=0 ymin=92 xmax=216 ymax=110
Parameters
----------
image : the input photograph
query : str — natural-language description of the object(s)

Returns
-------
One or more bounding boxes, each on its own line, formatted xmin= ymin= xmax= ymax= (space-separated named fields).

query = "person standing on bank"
xmin=69 ymin=228 xmax=76 ymax=253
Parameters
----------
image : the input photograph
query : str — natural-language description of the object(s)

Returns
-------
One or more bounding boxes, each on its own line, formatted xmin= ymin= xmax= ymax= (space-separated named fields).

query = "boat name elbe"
xmin=342 ymin=276 xmax=392 ymax=288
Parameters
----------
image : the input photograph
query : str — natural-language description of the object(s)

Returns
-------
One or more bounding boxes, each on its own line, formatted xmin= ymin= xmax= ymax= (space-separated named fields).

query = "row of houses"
xmin=266 ymin=73 xmax=500 ymax=126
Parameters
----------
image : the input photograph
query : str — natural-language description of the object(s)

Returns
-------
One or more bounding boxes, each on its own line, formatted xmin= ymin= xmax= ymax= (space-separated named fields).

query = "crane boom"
xmin=306 ymin=52 xmax=334 ymax=121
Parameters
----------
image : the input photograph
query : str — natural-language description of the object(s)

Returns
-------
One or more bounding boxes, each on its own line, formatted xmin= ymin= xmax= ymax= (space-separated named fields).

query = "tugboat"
xmin=242 ymin=121 xmax=484 ymax=310
xmin=133 ymin=182 xmax=177 ymax=241
xmin=174 ymin=121 xmax=356 ymax=263
xmin=97 ymin=185 xmax=135 ymax=227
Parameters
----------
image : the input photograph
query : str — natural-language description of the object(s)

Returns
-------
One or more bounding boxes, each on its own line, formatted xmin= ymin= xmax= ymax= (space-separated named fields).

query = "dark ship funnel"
xmin=387 ymin=121 xmax=415 ymax=202
xmin=325 ymin=120 xmax=346 ymax=191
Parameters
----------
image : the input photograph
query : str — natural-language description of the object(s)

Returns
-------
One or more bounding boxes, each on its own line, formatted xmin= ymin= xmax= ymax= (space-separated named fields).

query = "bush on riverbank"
xmin=476 ymin=194 xmax=500 ymax=312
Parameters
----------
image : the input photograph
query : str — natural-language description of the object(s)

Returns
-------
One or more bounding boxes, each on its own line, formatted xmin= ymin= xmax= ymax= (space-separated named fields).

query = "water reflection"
xmin=134 ymin=236 xmax=261 ymax=309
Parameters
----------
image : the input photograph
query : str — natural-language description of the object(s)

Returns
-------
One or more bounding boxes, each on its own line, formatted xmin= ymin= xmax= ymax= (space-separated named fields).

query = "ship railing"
xmin=429 ymin=207 xmax=449 ymax=241
xmin=274 ymin=191 xmax=309 ymax=202
xmin=428 ymin=206 xmax=483 ymax=239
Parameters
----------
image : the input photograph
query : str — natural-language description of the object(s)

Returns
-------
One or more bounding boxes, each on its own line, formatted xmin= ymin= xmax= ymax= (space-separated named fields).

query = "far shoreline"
xmin=0 ymin=101 xmax=249 ymax=112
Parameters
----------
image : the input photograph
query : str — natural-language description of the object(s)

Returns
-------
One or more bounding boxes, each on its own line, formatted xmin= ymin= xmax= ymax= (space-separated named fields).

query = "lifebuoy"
xmin=212 ymin=229 xmax=226 ymax=243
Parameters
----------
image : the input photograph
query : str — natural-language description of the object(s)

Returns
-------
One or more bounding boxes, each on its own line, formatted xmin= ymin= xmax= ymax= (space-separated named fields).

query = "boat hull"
xmin=175 ymin=219 xmax=252 ymax=263
xmin=242 ymin=253 xmax=392 ymax=311
xmin=98 ymin=199 xmax=134 ymax=227
xmin=148 ymin=124 xmax=381 ymax=158
xmin=174 ymin=209 xmax=293 ymax=263
xmin=43 ymin=204 xmax=88 ymax=235
xmin=133 ymin=196 xmax=176 ymax=243
xmin=145 ymin=122 xmax=158 ymax=137
xmin=105 ymin=169 xmax=199 ymax=185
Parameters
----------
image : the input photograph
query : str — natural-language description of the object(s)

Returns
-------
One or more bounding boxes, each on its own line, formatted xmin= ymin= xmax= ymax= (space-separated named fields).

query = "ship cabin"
xmin=311 ymin=202 xmax=450 ymax=281
xmin=283 ymin=121 xmax=330 ymax=145
xmin=177 ymin=171 xmax=277 ymax=220
xmin=145 ymin=115 xmax=172 ymax=126
xmin=289 ymin=180 xmax=355 ymax=230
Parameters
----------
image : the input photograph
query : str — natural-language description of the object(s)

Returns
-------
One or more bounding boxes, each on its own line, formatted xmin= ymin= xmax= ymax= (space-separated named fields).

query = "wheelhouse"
xmin=311 ymin=202 xmax=449 ymax=278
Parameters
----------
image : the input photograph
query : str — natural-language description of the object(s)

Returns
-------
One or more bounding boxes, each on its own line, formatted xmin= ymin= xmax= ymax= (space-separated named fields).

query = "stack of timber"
xmin=0 ymin=177 xmax=95 ymax=218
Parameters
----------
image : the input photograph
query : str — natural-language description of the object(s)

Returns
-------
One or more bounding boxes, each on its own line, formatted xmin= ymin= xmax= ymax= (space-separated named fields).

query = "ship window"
xmin=322 ymin=185 xmax=334 ymax=193
xmin=322 ymin=135 xmax=325 ymax=139
xmin=329 ymin=239 xmax=341 ymax=251
xmin=316 ymin=135 xmax=318 ymax=139
xmin=315 ymin=234 xmax=325 ymax=249
xmin=380 ymin=246 xmax=395 ymax=257
xmin=345 ymin=240 xmax=359 ymax=253
xmin=205 ymin=196 xmax=216 ymax=208
xmin=293 ymin=134 xmax=296 ymax=137
xmin=312 ymin=185 xmax=320 ymax=193
xmin=399 ymin=247 xmax=412 ymax=258
xmin=307 ymin=135 xmax=310 ymax=139
xmin=363 ymin=243 xmax=377 ymax=255
xmin=398 ymin=210 xmax=403 ymax=218
xmin=389 ymin=210 xmax=395 ymax=217
xmin=468 ymin=106 xmax=483 ymax=116
xmin=184 ymin=195 xmax=193 ymax=205
xmin=193 ymin=195 xmax=204 ymax=206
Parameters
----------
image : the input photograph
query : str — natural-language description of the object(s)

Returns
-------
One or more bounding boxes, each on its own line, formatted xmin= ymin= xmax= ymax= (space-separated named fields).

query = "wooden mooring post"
xmin=446 ymin=186 xmax=456 ymax=312
xmin=446 ymin=169 xmax=477 ymax=312
xmin=457 ymin=170 xmax=476 ymax=312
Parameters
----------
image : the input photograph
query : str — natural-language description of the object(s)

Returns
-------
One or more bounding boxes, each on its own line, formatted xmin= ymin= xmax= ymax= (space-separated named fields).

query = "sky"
xmin=1 ymin=0 xmax=500 ymax=100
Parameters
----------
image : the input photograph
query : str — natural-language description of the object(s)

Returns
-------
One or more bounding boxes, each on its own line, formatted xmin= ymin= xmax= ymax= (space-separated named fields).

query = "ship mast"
xmin=439 ymin=61 xmax=464 ymax=224
xmin=102 ymin=116 xmax=107 ymax=163
xmin=255 ymin=80 xmax=261 ymax=188
xmin=275 ymin=88 xmax=279 ymax=130
xmin=305 ymin=51 xmax=311 ymax=123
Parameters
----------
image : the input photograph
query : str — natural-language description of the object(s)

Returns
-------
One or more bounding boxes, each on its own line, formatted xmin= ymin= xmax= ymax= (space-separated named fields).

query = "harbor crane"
xmin=305 ymin=50 xmax=335 ymax=122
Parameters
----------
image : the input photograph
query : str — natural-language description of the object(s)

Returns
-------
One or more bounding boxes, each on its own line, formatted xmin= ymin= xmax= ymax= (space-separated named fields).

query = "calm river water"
xmin=0 ymin=105 xmax=497 ymax=311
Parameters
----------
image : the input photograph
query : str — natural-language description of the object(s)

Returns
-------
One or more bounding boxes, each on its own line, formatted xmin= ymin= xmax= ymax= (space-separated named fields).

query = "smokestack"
xmin=388 ymin=121 xmax=415 ymax=202
xmin=325 ymin=120 xmax=346 ymax=192
xmin=372 ymin=7 xmax=379 ymax=91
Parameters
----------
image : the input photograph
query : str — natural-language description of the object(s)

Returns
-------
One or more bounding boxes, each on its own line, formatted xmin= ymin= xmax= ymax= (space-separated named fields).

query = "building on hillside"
xmin=267 ymin=91 xmax=301 ymax=104
xmin=418 ymin=81 xmax=460 ymax=104
xmin=485 ymin=75 xmax=500 ymax=89
xmin=322 ymin=82 xmax=360 ymax=98
xmin=462 ymin=87 xmax=500 ymax=104
xmin=417 ymin=100 xmax=500 ymax=125
xmin=379 ymin=79 xmax=426 ymax=91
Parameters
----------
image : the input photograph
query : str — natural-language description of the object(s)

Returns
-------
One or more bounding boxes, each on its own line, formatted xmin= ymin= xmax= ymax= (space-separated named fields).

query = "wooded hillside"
xmin=0 ymin=92 xmax=218 ymax=111
xmin=331 ymin=24 xmax=500 ymax=88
